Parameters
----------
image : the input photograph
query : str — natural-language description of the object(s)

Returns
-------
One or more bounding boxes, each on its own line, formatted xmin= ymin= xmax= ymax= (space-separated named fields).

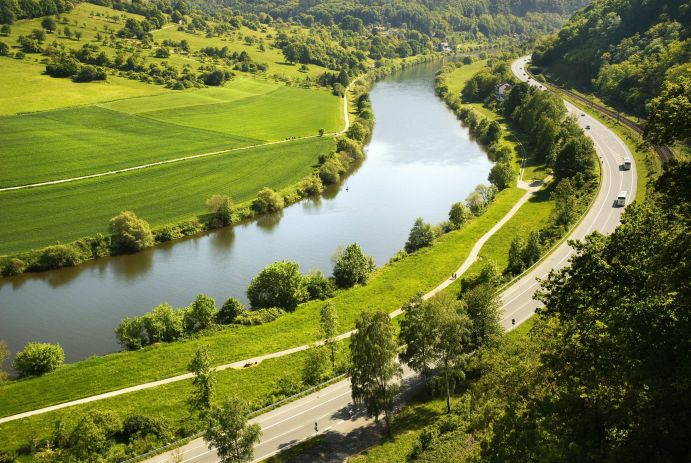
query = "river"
xmin=0 ymin=62 xmax=492 ymax=364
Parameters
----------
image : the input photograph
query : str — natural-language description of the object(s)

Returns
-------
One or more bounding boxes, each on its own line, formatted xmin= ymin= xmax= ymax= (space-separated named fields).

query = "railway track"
xmin=527 ymin=71 xmax=675 ymax=164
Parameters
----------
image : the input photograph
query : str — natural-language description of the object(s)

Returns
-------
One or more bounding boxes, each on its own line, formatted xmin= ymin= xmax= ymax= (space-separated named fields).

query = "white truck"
xmin=616 ymin=191 xmax=628 ymax=207
xmin=622 ymin=157 xmax=632 ymax=170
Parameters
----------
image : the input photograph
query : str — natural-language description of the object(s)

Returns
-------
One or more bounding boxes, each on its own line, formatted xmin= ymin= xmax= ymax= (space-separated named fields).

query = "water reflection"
xmin=0 ymin=61 xmax=492 ymax=363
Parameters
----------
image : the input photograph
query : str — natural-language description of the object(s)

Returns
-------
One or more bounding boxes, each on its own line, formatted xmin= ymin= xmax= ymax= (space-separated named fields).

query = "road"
xmin=140 ymin=56 xmax=636 ymax=463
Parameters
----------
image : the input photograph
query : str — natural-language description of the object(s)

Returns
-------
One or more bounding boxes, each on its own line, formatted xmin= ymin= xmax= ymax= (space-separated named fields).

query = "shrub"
xmin=109 ymin=211 xmax=154 ymax=254
xmin=298 ymin=175 xmax=323 ymax=196
xmin=346 ymin=121 xmax=367 ymax=142
xmin=336 ymin=137 xmax=364 ymax=161
xmin=115 ymin=316 xmax=147 ymax=350
xmin=2 ymin=258 xmax=26 ymax=276
xmin=45 ymin=54 xmax=80 ymax=77
xmin=121 ymin=415 xmax=172 ymax=444
xmin=304 ymin=270 xmax=336 ymax=300
xmin=247 ymin=261 xmax=307 ymax=311
xmin=333 ymin=243 xmax=375 ymax=288
xmin=251 ymin=187 xmax=283 ymax=214
xmin=404 ymin=217 xmax=434 ymax=253
xmin=35 ymin=244 xmax=85 ymax=270
xmin=205 ymin=194 xmax=233 ymax=228
xmin=234 ymin=307 xmax=286 ymax=326
xmin=183 ymin=294 xmax=218 ymax=333
xmin=73 ymin=65 xmax=107 ymax=82
xmin=318 ymin=157 xmax=345 ymax=184
xmin=13 ymin=342 xmax=64 ymax=377
xmin=217 ymin=297 xmax=245 ymax=324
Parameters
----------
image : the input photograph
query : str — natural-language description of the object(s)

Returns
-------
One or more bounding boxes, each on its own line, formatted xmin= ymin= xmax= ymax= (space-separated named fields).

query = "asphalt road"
xmin=140 ymin=56 xmax=636 ymax=463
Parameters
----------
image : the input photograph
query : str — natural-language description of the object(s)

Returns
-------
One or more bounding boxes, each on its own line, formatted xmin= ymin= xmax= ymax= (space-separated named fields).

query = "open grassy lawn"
xmin=0 ymin=188 xmax=525 ymax=417
xmin=0 ymin=137 xmax=334 ymax=255
xmin=446 ymin=59 xmax=489 ymax=96
xmin=0 ymin=57 xmax=171 ymax=115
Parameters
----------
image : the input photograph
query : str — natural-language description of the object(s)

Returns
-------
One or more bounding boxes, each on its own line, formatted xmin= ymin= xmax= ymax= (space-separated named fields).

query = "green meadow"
xmin=0 ymin=136 xmax=334 ymax=255
xmin=0 ymin=82 xmax=342 ymax=187
xmin=0 ymin=187 xmax=525 ymax=418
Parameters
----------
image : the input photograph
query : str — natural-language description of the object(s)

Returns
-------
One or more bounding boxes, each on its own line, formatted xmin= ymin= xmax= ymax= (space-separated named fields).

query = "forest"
xmin=532 ymin=0 xmax=690 ymax=144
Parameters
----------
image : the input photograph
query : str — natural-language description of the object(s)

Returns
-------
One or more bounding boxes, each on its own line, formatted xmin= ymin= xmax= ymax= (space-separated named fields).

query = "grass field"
xmin=0 ymin=136 xmax=334 ymax=255
xmin=0 ymin=81 xmax=342 ymax=187
xmin=0 ymin=348 xmax=332 ymax=455
xmin=0 ymin=188 xmax=525 ymax=417
xmin=0 ymin=57 xmax=171 ymax=115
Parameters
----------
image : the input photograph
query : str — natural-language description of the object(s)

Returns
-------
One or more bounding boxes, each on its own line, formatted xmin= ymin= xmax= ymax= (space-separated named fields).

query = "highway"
xmin=140 ymin=56 xmax=636 ymax=463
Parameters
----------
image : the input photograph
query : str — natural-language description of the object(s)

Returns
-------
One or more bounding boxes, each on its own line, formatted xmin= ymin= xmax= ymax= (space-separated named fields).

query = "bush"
xmin=234 ymin=307 xmax=286 ymax=326
xmin=13 ymin=342 xmax=64 ymax=377
xmin=115 ymin=316 xmax=147 ymax=350
xmin=333 ymin=243 xmax=375 ymax=288
xmin=298 ymin=175 xmax=323 ymax=196
xmin=35 ymin=244 xmax=85 ymax=270
xmin=73 ymin=65 xmax=107 ymax=82
xmin=121 ymin=415 xmax=172 ymax=444
xmin=404 ymin=217 xmax=434 ymax=253
xmin=183 ymin=294 xmax=218 ymax=333
xmin=109 ymin=211 xmax=154 ymax=254
xmin=251 ymin=187 xmax=283 ymax=214
xmin=304 ymin=270 xmax=336 ymax=300
xmin=45 ymin=54 xmax=80 ymax=77
xmin=217 ymin=297 xmax=245 ymax=324
xmin=2 ymin=258 xmax=26 ymax=276
xmin=143 ymin=303 xmax=184 ymax=343
xmin=246 ymin=261 xmax=307 ymax=311
xmin=205 ymin=194 xmax=233 ymax=228
xmin=336 ymin=137 xmax=364 ymax=161
xmin=318 ymin=157 xmax=345 ymax=184
xmin=346 ymin=121 xmax=367 ymax=142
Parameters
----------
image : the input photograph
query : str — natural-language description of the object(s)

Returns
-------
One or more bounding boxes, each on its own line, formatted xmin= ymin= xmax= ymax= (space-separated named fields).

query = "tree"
xmin=304 ymin=270 xmax=335 ymax=300
xmin=400 ymin=293 xmax=471 ymax=413
xmin=13 ymin=342 xmax=64 ymax=377
xmin=319 ymin=302 xmax=339 ymax=370
xmin=448 ymin=202 xmax=471 ymax=229
xmin=0 ymin=41 xmax=8 ymax=56
xmin=461 ymin=282 xmax=502 ymax=349
xmin=507 ymin=236 xmax=526 ymax=275
xmin=0 ymin=340 xmax=9 ymax=382
xmin=188 ymin=345 xmax=216 ymax=417
xmin=206 ymin=194 xmax=233 ymax=228
xmin=144 ymin=303 xmax=184 ymax=343
xmin=250 ymin=187 xmax=282 ymax=214
xmin=349 ymin=310 xmax=401 ymax=433
xmin=115 ymin=316 xmax=147 ymax=350
xmin=184 ymin=294 xmax=218 ymax=333
xmin=204 ymin=397 xmax=261 ymax=463
xmin=521 ymin=230 xmax=541 ymax=267
xmin=302 ymin=345 xmax=328 ymax=385
xmin=346 ymin=121 xmax=367 ymax=142
xmin=66 ymin=411 xmax=120 ymax=461
xmin=404 ymin=217 xmax=434 ymax=253
xmin=488 ymin=161 xmax=516 ymax=190
xmin=0 ymin=25 xmax=11 ymax=36
xmin=332 ymin=243 xmax=374 ymax=288
xmin=246 ymin=260 xmax=307 ymax=311
xmin=74 ymin=30 xmax=81 ymax=40
xmin=41 ymin=16 xmax=56 ymax=32
xmin=63 ymin=25 xmax=72 ymax=39
xmin=109 ymin=211 xmax=154 ymax=254
xmin=554 ymin=135 xmax=595 ymax=180
xmin=217 ymin=297 xmax=245 ymax=324
xmin=465 ymin=191 xmax=486 ymax=215
xmin=551 ymin=178 xmax=577 ymax=226
xmin=645 ymin=76 xmax=691 ymax=145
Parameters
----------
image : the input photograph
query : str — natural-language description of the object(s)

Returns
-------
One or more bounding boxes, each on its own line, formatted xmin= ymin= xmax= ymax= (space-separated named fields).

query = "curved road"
xmin=138 ymin=56 xmax=636 ymax=463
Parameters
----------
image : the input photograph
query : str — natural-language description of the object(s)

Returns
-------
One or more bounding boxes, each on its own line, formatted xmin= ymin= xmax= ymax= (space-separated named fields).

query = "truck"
xmin=616 ymin=191 xmax=628 ymax=207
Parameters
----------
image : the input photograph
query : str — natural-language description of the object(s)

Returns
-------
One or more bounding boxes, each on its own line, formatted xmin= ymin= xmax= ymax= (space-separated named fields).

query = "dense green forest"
xmin=532 ymin=0 xmax=690 ymax=144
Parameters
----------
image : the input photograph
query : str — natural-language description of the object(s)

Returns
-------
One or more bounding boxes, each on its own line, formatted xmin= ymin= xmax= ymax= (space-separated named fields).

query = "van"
xmin=623 ymin=157 xmax=632 ymax=170
xmin=616 ymin=191 xmax=628 ymax=207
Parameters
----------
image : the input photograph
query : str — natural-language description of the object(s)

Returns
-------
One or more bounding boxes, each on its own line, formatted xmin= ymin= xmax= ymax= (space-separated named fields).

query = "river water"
xmin=0 ymin=63 xmax=492 ymax=363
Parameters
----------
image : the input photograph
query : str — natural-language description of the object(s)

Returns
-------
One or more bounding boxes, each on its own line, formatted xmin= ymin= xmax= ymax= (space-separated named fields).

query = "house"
xmin=438 ymin=42 xmax=451 ymax=52
xmin=496 ymin=83 xmax=511 ymax=101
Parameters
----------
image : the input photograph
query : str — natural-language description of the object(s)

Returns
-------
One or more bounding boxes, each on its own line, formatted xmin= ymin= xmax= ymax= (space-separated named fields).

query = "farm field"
xmin=0 ymin=187 xmax=525 ymax=417
xmin=0 ymin=81 xmax=342 ymax=187
xmin=0 ymin=136 xmax=335 ymax=255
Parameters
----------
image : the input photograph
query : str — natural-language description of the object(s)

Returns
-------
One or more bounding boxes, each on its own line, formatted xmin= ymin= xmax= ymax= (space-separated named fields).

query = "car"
xmin=581 ymin=113 xmax=585 ymax=116
xmin=585 ymin=125 xmax=591 ymax=130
